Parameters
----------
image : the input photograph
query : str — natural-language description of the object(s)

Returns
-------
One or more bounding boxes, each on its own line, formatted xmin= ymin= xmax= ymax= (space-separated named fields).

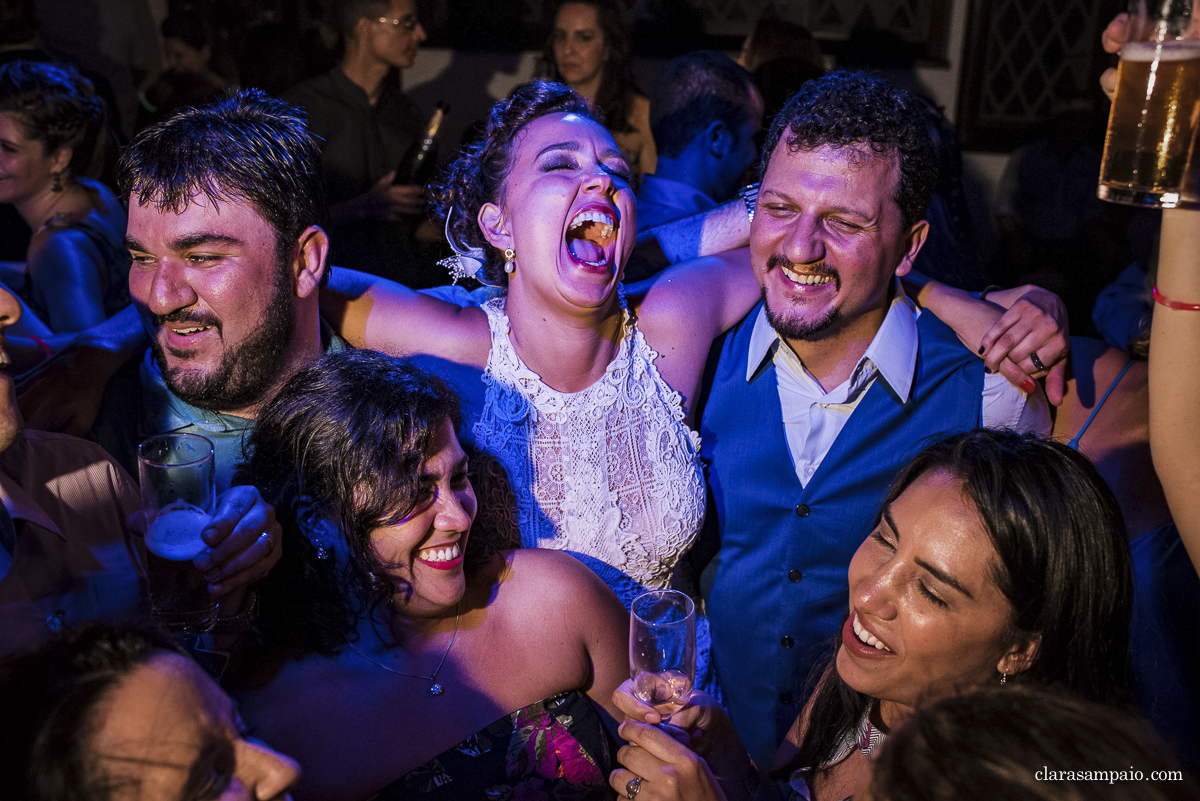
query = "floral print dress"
xmin=370 ymin=692 xmax=615 ymax=800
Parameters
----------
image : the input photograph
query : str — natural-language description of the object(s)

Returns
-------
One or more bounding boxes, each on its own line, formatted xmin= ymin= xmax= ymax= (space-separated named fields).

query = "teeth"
xmin=569 ymin=209 xmax=615 ymax=231
xmin=419 ymin=543 xmax=461 ymax=563
xmin=175 ymin=326 xmax=209 ymax=335
xmin=781 ymin=266 xmax=835 ymax=286
xmin=851 ymin=613 xmax=891 ymax=652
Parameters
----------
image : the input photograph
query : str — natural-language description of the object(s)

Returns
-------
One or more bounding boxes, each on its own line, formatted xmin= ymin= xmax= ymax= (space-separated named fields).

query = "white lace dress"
xmin=474 ymin=289 xmax=718 ymax=693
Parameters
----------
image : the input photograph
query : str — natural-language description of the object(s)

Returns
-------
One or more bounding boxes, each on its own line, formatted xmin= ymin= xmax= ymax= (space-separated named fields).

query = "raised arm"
xmin=1149 ymin=207 xmax=1200 ymax=575
xmin=633 ymin=196 xmax=753 ymax=269
xmin=319 ymin=266 xmax=489 ymax=366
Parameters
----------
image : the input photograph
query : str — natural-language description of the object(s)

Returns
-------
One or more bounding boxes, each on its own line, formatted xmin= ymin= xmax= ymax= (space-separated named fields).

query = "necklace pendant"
xmin=429 ymin=682 xmax=444 ymax=696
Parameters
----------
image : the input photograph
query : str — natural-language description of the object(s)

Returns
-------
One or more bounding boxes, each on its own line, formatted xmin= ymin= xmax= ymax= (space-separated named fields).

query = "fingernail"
xmin=208 ymin=583 xmax=222 ymax=595
xmin=983 ymin=366 xmax=992 ymax=374
xmin=977 ymin=346 xmax=985 ymax=355
xmin=1022 ymin=379 xmax=1036 ymax=394
xmin=194 ymin=551 xmax=212 ymax=570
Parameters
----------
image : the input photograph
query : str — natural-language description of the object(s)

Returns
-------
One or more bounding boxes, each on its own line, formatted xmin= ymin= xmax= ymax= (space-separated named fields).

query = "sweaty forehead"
xmin=764 ymin=141 xmax=900 ymax=207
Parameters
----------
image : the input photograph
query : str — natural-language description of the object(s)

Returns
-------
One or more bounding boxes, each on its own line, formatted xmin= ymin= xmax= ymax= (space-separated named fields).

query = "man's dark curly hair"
xmin=430 ymin=80 xmax=597 ymax=287
xmin=761 ymin=70 xmax=938 ymax=229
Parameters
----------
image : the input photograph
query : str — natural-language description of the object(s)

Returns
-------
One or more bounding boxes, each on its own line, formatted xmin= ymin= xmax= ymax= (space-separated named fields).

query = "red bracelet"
xmin=29 ymin=335 xmax=53 ymax=360
xmin=1152 ymin=285 xmax=1200 ymax=311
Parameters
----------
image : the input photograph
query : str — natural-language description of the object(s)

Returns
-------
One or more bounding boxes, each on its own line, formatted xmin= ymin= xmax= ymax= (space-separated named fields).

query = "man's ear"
xmin=292 ymin=225 xmax=330 ymax=298
xmin=706 ymin=120 xmax=733 ymax=158
xmin=893 ymin=219 xmax=929 ymax=278
xmin=997 ymin=633 xmax=1042 ymax=678
xmin=477 ymin=202 xmax=513 ymax=252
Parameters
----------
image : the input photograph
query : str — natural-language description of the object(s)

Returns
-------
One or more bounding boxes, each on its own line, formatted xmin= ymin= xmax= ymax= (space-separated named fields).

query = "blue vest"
xmin=699 ymin=304 xmax=984 ymax=766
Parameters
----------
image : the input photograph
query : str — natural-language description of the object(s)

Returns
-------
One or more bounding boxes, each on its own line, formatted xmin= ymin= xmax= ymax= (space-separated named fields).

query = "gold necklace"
xmin=348 ymin=603 xmax=461 ymax=696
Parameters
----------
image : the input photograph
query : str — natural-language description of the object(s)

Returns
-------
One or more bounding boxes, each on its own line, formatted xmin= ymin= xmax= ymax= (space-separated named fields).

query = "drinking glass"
xmin=137 ymin=433 xmax=217 ymax=632
xmin=1098 ymin=0 xmax=1200 ymax=207
xmin=629 ymin=589 xmax=696 ymax=723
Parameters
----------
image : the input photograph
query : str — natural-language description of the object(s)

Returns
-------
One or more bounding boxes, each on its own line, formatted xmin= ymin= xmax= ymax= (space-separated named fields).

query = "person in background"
xmin=136 ymin=9 xmax=230 ymax=131
xmin=0 ymin=623 xmax=300 ymax=800
xmin=284 ymin=0 xmax=436 ymax=286
xmin=636 ymin=51 xmax=762 ymax=233
xmin=0 ymin=60 xmax=128 ymax=334
xmin=738 ymin=13 xmax=824 ymax=74
xmin=737 ymin=12 xmax=825 ymax=130
xmin=545 ymin=0 xmax=656 ymax=182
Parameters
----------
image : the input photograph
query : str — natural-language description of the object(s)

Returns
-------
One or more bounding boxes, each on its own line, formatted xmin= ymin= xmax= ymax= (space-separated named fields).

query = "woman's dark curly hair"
xmin=761 ymin=70 xmax=938 ymax=230
xmin=0 ymin=60 xmax=107 ymax=180
xmin=430 ymin=79 xmax=596 ymax=287
xmin=543 ymin=0 xmax=639 ymax=134
xmin=231 ymin=349 xmax=504 ymax=671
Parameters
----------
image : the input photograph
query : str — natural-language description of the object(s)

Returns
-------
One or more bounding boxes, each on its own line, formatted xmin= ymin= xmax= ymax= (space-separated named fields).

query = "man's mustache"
xmin=152 ymin=309 xmax=222 ymax=331
xmin=767 ymin=254 xmax=838 ymax=281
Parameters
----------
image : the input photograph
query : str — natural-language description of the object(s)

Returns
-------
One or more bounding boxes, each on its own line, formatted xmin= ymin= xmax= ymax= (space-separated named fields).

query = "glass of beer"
xmin=1099 ymin=0 xmax=1200 ymax=207
xmin=137 ymin=433 xmax=217 ymax=632
xmin=630 ymin=589 xmax=696 ymax=724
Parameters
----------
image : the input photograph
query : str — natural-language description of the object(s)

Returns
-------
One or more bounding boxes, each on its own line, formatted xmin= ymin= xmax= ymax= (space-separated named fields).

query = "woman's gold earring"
xmin=504 ymin=248 xmax=516 ymax=275
xmin=1000 ymin=669 xmax=1008 ymax=686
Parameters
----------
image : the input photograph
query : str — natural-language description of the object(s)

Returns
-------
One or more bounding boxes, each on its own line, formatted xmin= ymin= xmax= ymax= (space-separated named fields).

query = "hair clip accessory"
xmin=438 ymin=210 xmax=487 ymax=284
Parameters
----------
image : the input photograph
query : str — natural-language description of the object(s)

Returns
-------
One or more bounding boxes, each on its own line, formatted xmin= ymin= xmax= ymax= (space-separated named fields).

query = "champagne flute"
xmin=629 ymin=589 xmax=696 ymax=723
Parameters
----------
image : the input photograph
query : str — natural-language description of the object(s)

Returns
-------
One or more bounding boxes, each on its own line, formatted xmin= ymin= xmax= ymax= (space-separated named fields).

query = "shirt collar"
xmin=0 ymin=454 xmax=63 ymax=537
xmin=747 ymin=277 xmax=920 ymax=402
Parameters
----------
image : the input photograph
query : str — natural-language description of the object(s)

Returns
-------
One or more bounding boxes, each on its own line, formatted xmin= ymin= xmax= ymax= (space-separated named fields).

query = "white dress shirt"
xmin=746 ymin=281 xmax=1053 ymax=487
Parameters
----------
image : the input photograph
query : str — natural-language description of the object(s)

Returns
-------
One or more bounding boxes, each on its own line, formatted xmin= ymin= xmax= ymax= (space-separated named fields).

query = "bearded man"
xmin=88 ymin=90 xmax=342 ymax=490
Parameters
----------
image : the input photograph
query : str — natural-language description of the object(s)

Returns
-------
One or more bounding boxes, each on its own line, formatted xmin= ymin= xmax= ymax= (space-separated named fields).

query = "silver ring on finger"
xmin=1030 ymin=351 xmax=1046 ymax=372
xmin=626 ymin=776 xmax=642 ymax=800
xmin=258 ymin=531 xmax=273 ymax=556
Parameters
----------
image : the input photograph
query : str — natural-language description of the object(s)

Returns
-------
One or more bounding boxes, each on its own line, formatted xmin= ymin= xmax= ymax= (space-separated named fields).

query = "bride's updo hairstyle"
xmin=431 ymin=80 xmax=598 ymax=287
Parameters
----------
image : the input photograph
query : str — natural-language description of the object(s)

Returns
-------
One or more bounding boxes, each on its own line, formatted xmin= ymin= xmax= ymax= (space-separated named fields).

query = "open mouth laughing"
xmin=565 ymin=206 xmax=618 ymax=269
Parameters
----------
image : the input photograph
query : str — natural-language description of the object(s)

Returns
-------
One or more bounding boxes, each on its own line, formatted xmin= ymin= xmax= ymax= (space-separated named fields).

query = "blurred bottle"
xmin=394 ymin=101 xmax=449 ymax=186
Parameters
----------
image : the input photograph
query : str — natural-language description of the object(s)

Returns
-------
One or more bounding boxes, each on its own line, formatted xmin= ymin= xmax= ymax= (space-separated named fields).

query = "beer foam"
xmin=146 ymin=504 xmax=210 ymax=560
xmin=1121 ymin=40 xmax=1200 ymax=61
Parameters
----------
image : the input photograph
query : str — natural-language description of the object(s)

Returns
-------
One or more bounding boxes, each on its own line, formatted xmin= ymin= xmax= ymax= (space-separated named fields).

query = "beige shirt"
xmin=0 ymin=430 xmax=142 ymax=656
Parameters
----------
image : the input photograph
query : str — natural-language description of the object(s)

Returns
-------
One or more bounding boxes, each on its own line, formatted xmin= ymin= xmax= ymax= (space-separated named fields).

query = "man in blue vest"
xmin=697 ymin=71 xmax=1052 ymax=766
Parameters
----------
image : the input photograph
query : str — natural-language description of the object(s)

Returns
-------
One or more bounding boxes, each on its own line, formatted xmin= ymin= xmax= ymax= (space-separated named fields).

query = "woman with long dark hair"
xmin=227 ymin=349 xmax=628 ymax=800
xmin=608 ymin=430 xmax=1134 ymax=801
